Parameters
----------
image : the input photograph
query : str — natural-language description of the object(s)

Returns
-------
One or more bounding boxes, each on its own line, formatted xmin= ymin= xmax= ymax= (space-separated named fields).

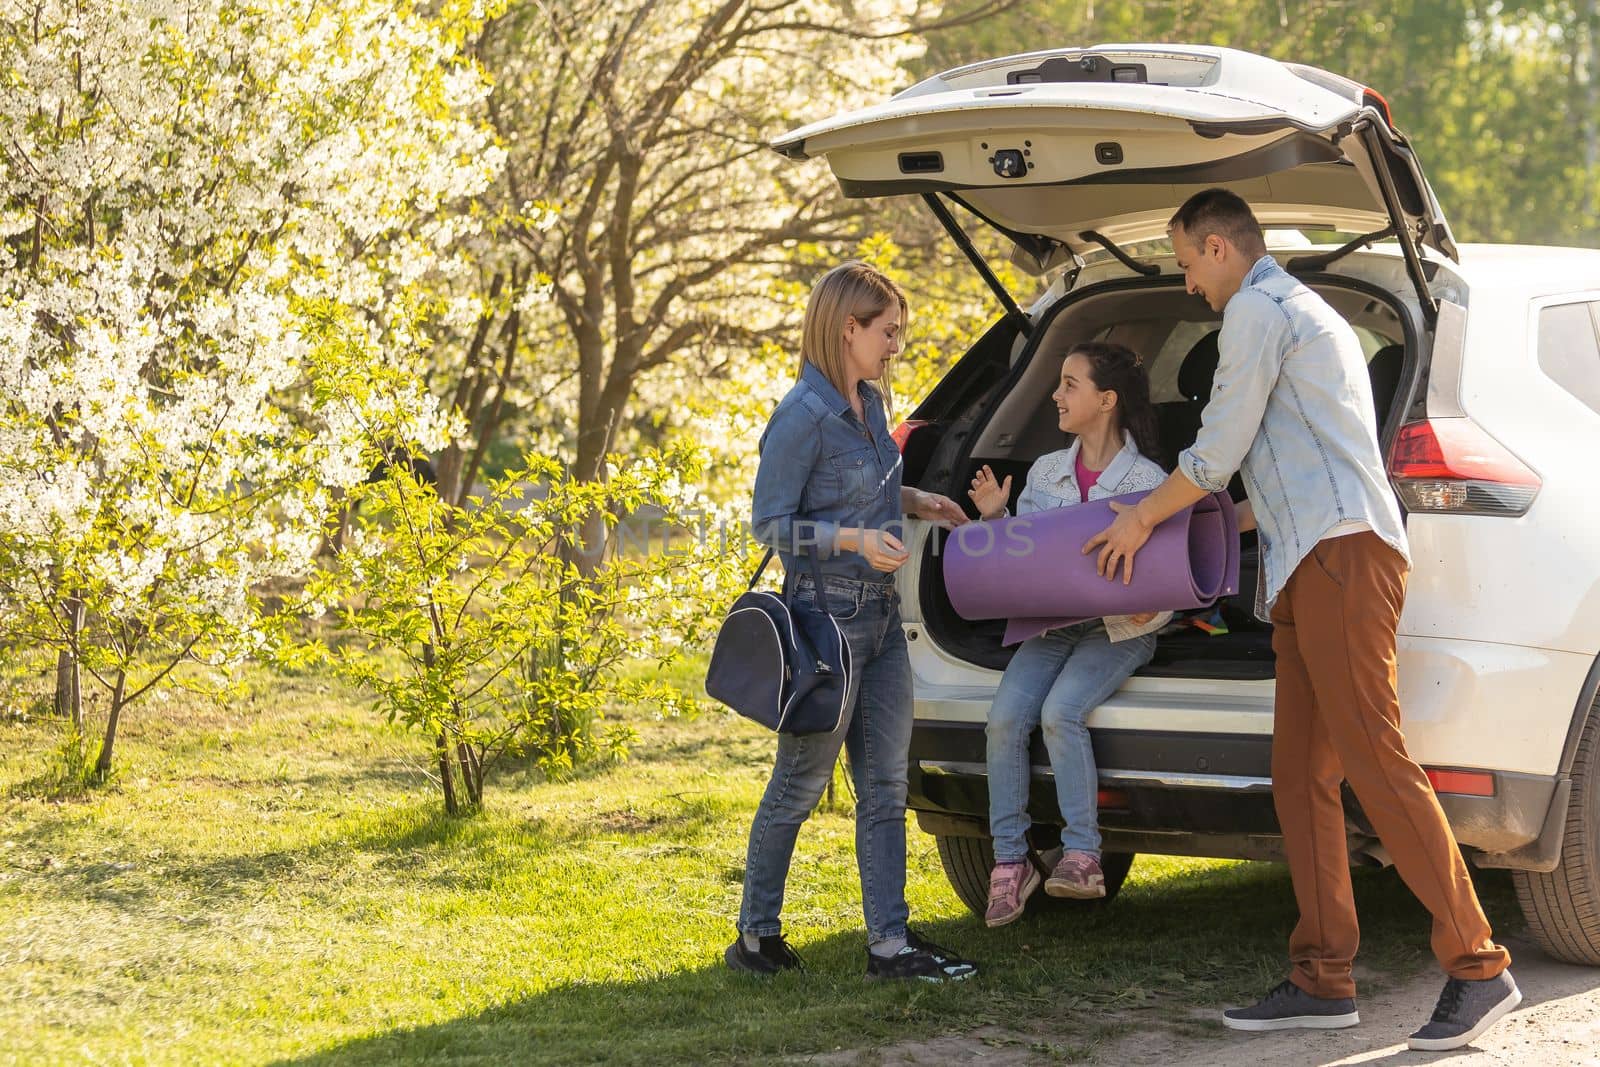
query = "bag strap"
xmin=755 ymin=543 xmax=833 ymax=617
xmin=746 ymin=546 xmax=775 ymax=590
xmin=804 ymin=549 xmax=832 ymax=617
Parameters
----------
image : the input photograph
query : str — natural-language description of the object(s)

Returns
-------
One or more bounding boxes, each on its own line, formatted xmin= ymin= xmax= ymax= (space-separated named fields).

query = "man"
xmin=1084 ymin=189 xmax=1519 ymax=1051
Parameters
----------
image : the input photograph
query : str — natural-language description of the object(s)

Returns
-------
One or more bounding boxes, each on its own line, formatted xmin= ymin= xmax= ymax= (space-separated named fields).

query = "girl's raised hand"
xmin=967 ymin=465 xmax=1012 ymax=521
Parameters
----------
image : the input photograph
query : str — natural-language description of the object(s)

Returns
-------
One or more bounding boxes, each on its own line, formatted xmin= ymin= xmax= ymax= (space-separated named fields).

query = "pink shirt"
xmin=1074 ymin=452 xmax=1101 ymax=503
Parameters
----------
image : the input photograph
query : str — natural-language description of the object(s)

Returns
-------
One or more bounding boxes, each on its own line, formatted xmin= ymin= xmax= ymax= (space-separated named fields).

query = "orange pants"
xmin=1270 ymin=530 xmax=1510 ymax=998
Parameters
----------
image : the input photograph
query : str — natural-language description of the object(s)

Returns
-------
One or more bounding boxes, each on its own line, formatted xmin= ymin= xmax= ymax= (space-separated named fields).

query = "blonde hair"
xmin=799 ymin=261 xmax=907 ymax=421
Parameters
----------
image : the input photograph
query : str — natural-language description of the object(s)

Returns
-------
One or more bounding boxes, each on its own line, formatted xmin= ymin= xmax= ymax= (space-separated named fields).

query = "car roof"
xmin=1446 ymin=244 xmax=1600 ymax=299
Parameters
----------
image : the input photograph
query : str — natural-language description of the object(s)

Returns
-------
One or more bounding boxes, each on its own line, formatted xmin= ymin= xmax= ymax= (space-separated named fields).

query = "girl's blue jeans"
xmin=986 ymin=621 xmax=1156 ymax=861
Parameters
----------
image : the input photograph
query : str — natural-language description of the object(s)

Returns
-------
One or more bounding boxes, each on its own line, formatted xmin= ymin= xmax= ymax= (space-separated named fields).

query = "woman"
xmin=728 ymin=261 xmax=978 ymax=981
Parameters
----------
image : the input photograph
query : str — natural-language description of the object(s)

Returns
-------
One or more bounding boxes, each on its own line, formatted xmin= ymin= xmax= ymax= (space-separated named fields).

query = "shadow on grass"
xmin=2 ymin=780 xmax=734 ymax=912
xmin=1 ymin=798 xmax=489 ymax=908
xmin=267 ymin=861 xmax=1528 ymax=1067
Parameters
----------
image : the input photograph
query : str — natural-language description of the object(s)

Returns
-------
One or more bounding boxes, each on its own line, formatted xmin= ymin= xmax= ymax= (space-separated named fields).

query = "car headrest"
xmin=1177 ymin=331 xmax=1221 ymax=402
xmin=1367 ymin=344 xmax=1404 ymax=426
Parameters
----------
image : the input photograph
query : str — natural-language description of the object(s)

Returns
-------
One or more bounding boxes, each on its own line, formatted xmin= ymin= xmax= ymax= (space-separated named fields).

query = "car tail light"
xmin=1387 ymin=419 xmax=1540 ymax=516
xmin=891 ymin=419 xmax=928 ymax=453
xmin=1096 ymin=788 xmax=1130 ymax=809
xmin=1361 ymin=87 xmax=1394 ymax=127
xmin=1424 ymin=768 xmax=1495 ymax=797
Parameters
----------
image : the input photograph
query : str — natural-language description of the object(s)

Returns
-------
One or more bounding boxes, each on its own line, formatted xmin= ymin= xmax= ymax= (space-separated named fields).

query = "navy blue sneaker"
xmin=724 ymin=933 xmax=803 ymax=976
xmin=865 ymin=930 xmax=978 ymax=983
xmin=1223 ymin=979 xmax=1360 ymax=1031
xmin=1408 ymin=970 xmax=1520 ymax=1051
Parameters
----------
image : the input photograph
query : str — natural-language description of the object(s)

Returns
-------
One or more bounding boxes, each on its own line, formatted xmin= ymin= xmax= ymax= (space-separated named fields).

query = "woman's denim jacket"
xmin=750 ymin=362 xmax=903 ymax=585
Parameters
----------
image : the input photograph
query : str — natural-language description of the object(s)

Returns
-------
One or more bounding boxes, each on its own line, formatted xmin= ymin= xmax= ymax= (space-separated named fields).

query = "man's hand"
xmin=1129 ymin=611 xmax=1157 ymax=625
xmin=907 ymin=488 xmax=970 ymax=529
xmin=1082 ymin=500 xmax=1154 ymax=585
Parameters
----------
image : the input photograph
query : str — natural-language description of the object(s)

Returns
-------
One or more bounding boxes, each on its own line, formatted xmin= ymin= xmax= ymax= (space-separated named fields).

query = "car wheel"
xmin=1513 ymin=695 xmax=1600 ymax=965
xmin=934 ymin=833 xmax=1133 ymax=918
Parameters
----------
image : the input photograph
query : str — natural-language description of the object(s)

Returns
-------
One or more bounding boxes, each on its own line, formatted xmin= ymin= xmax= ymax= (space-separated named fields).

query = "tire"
xmin=934 ymin=833 xmax=1134 ymax=918
xmin=1513 ymin=698 xmax=1600 ymax=965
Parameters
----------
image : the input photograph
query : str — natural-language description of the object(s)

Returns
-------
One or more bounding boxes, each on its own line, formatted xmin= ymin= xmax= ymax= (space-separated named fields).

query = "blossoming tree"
xmin=0 ymin=0 xmax=501 ymax=778
xmin=420 ymin=0 xmax=1013 ymax=544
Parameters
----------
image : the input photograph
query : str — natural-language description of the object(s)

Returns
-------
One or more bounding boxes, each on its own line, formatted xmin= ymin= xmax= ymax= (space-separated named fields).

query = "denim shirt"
xmin=751 ymin=361 xmax=903 ymax=584
xmin=1177 ymin=256 xmax=1410 ymax=620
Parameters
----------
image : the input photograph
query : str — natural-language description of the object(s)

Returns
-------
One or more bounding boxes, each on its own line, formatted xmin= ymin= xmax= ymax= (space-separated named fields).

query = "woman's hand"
xmin=966 ymin=465 xmax=1012 ymax=521
xmin=905 ymin=488 xmax=969 ymax=529
xmin=836 ymin=527 xmax=910 ymax=573
xmin=1129 ymin=611 xmax=1158 ymax=625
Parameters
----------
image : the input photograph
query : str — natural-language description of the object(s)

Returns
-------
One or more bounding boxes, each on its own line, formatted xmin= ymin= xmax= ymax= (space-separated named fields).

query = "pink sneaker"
xmin=984 ymin=860 xmax=1041 ymax=927
xmin=1045 ymin=850 xmax=1105 ymax=899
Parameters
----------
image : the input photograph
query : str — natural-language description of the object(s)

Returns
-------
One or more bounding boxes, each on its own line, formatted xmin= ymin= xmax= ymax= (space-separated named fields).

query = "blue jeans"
xmin=738 ymin=574 xmax=912 ymax=945
xmin=986 ymin=621 xmax=1156 ymax=861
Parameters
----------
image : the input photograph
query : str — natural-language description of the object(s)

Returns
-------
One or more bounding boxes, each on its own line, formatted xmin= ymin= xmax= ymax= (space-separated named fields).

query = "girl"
xmin=729 ymin=262 xmax=978 ymax=980
xmin=966 ymin=341 xmax=1169 ymax=926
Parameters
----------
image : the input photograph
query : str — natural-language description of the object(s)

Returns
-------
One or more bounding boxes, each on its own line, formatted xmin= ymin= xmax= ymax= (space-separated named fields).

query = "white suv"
xmin=774 ymin=45 xmax=1600 ymax=964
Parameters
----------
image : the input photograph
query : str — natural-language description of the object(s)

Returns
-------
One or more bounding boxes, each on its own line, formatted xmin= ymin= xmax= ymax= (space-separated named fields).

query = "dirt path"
xmin=804 ymin=935 xmax=1600 ymax=1066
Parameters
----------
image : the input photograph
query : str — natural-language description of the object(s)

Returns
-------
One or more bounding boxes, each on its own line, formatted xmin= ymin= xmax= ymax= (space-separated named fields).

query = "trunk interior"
xmin=908 ymin=271 xmax=1420 ymax=681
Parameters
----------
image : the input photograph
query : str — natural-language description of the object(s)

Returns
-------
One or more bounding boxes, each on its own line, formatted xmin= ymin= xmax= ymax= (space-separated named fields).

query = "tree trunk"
xmin=53 ymin=598 xmax=83 ymax=733
xmin=435 ymin=273 xmax=509 ymax=506
xmin=453 ymin=306 xmax=523 ymax=510
xmin=53 ymin=597 xmax=83 ymax=731
xmin=425 ymin=640 xmax=460 ymax=816
xmin=1586 ymin=0 xmax=1599 ymax=222
xmin=437 ymin=728 xmax=459 ymax=816
xmin=456 ymin=738 xmax=483 ymax=808
xmin=93 ymin=668 xmax=126 ymax=781
xmin=566 ymin=385 xmax=625 ymax=578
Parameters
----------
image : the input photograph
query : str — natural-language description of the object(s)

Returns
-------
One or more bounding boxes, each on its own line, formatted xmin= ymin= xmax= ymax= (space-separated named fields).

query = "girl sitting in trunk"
xmin=966 ymin=341 xmax=1169 ymax=926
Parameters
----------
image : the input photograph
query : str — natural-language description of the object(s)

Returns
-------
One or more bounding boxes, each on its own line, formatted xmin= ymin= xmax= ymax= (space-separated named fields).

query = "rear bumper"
xmin=907 ymin=719 xmax=1562 ymax=871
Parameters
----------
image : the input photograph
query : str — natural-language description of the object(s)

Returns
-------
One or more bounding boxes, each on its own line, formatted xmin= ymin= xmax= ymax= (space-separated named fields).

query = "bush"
xmin=302 ymin=441 xmax=747 ymax=813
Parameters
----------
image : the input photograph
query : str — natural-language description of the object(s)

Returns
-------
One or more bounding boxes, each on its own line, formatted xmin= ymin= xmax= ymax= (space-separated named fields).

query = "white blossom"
xmin=0 ymin=0 xmax=502 ymax=728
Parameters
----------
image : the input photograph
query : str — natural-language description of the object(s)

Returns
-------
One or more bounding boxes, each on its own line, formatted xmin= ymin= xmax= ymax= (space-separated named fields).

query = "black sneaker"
xmin=864 ymin=929 xmax=978 ymax=982
xmin=724 ymin=933 xmax=804 ymax=976
xmin=1407 ymin=970 xmax=1521 ymax=1051
xmin=1222 ymin=978 xmax=1360 ymax=1031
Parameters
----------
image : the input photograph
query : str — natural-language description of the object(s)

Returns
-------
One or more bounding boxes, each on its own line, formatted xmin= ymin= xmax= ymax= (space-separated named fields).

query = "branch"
xmin=753 ymin=0 xmax=1026 ymax=42
xmin=118 ymin=634 xmax=204 ymax=709
xmin=637 ymin=195 xmax=861 ymax=337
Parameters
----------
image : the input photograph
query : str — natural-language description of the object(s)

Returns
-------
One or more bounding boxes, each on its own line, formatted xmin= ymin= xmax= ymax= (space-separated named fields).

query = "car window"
xmin=1537 ymin=301 xmax=1600 ymax=417
xmin=1150 ymin=321 xmax=1215 ymax=403
xmin=1353 ymin=326 xmax=1388 ymax=359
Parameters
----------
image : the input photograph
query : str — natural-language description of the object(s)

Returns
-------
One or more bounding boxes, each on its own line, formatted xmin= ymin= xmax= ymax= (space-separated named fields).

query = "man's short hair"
xmin=1168 ymin=188 xmax=1267 ymax=256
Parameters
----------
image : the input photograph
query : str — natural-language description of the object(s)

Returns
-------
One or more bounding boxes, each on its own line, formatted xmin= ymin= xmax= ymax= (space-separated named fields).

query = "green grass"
xmin=0 ymin=657 xmax=1521 ymax=1065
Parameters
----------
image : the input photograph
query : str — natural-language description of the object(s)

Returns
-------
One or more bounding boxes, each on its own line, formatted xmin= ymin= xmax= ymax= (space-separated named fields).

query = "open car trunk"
xmin=773 ymin=44 xmax=1456 ymax=682
xmin=773 ymin=44 xmax=1457 ymax=328
xmin=904 ymin=267 xmax=1422 ymax=681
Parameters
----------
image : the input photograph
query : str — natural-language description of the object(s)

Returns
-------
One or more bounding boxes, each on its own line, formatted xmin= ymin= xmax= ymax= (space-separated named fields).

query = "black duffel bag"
xmin=704 ymin=547 xmax=852 ymax=734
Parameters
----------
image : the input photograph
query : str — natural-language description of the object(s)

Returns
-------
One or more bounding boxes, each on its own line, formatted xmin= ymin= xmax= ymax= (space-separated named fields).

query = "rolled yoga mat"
xmin=942 ymin=489 xmax=1241 ymax=646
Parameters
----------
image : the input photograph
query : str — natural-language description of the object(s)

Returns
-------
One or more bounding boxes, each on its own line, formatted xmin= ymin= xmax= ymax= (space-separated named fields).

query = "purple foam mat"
xmin=942 ymin=489 xmax=1240 ymax=646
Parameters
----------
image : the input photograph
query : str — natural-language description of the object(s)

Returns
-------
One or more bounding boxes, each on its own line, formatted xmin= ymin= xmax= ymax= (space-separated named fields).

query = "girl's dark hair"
xmin=1067 ymin=341 xmax=1163 ymax=464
